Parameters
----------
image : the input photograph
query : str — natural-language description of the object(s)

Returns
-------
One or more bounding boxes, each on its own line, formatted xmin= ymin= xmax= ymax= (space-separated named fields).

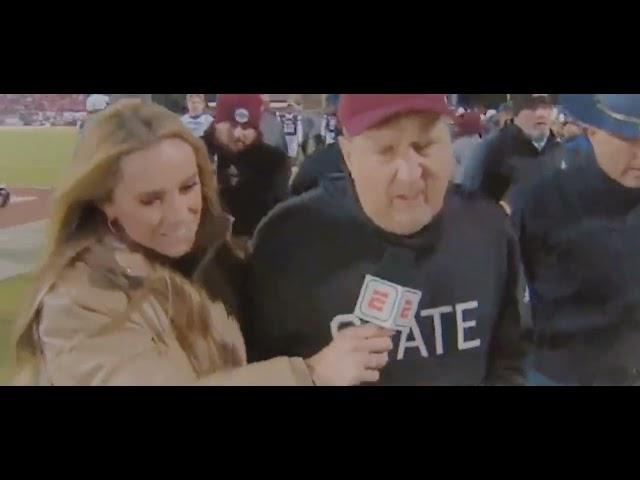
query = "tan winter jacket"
xmin=14 ymin=236 xmax=312 ymax=386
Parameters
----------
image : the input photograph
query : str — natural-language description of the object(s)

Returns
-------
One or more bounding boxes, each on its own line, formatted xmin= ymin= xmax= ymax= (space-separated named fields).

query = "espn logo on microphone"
xmin=354 ymin=275 xmax=422 ymax=330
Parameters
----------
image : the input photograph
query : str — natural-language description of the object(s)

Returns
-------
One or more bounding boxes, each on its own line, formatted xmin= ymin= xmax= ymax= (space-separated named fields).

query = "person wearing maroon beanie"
xmin=243 ymin=94 xmax=527 ymax=386
xmin=202 ymin=94 xmax=291 ymax=238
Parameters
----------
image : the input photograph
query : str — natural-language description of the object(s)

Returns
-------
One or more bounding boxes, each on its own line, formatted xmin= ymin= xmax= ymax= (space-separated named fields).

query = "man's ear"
xmin=338 ymin=135 xmax=353 ymax=173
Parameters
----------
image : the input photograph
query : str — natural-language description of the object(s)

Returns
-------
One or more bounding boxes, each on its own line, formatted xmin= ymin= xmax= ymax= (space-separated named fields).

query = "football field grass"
xmin=0 ymin=274 xmax=31 ymax=383
xmin=0 ymin=127 xmax=77 ymax=187
xmin=0 ymin=127 xmax=76 ymax=383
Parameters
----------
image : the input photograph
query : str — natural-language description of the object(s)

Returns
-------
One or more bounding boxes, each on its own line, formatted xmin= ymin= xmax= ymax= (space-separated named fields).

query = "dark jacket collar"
xmin=504 ymin=122 xmax=560 ymax=155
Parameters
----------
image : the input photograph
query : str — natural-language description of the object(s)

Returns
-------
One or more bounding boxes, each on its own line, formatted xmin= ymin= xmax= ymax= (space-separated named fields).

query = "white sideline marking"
xmin=9 ymin=196 xmax=37 ymax=204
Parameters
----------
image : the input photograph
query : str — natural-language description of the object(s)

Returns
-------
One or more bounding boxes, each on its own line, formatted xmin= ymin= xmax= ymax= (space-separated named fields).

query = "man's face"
xmin=339 ymin=112 xmax=454 ymax=236
xmin=515 ymin=104 xmax=553 ymax=141
xmin=187 ymin=96 xmax=205 ymax=116
xmin=215 ymin=121 xmax=259 ymax=153
xmin=589 ymin=127 xmax=640 ymax=188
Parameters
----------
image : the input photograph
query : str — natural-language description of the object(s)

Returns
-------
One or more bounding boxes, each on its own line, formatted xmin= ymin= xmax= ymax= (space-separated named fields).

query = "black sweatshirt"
xmin=467 ymin=123 xmax=567 ymax=203
xmin=244 ymin=176 xmax=528 ymax=385
xmin=207 ymin=137 xmax=291 ymax=237
xmin=513 ymin=157 xmax=640 ymax=385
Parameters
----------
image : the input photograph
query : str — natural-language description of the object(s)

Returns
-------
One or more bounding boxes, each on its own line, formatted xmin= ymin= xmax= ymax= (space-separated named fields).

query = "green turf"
xmin=0 ymin=127 xmax=75 ymax=383
xmin=0 ymin=127 xmax=77 ymax=187
xmin=0 ymin=274 xmax=32 ymax=384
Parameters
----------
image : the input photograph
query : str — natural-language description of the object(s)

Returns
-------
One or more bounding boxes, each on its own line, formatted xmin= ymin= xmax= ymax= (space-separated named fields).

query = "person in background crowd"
xmin=0 ymin=184 xmax=10 ymax=208
xmin=482 ymin=109 xmax=499 ymax=136
xmin=485 ymin=109 xmax=498 ymax=120
xmin=180 ymin=94 xmax=214 ymax=138
xmin=290 ymin=116 xmax=345 ymax=196
xmin=497 ymin=102 xmax=514 ymax=128
xmin=279 ymin=102 xmax=304 ymax=159
xmin=78 ymin=94 xmax=109 ymax=133
xmin=86 ymin=94 xmax=109 ymax=114
xmin=321 ymin=94 xmax=340 ymax=146
xmin=452 ymin=110 xmax=484 ymax=185
xmin=110 ymin=94 xmax=153 ymax=105
xmin=462 ymin=94 xmax=567 ymax=208
xmin=550 ymin=109 xmax=565 ymax=140
xmin=12 ymin=100 xmax=392 ymax=386
xmin=561 ymin=110 xmax=594 ymax=168
xmin=296 ymin=96 xmax=324 ymax=159
xmin=243 ymin=94 xmax=527 ymax=386
xmin=508 ymin=94 xmax=640 ymax=386
xmin=259 ymin=94 xmax=288 ymax=155
xmin=203 ymin=94 xmax=291 ymax=239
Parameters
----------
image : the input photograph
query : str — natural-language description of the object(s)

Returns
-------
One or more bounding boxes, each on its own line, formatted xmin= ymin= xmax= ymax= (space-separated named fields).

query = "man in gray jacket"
xmin=452 ymin=111 xmax=484 ymax=185
xmin=260 ymin=94 xmax=288 ymax=155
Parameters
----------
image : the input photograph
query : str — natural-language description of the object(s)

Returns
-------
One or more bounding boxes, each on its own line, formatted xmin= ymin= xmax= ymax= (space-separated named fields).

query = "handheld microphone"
xmin=353 ymin=247 xmax=423 ymax=330
xmin=354 ymin=275 xmax=422 ymax=330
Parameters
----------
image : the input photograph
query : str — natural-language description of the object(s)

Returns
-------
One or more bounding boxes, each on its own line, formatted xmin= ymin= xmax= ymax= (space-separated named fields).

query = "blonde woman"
xmin=13 ymin=100 xmax=393 ymax=386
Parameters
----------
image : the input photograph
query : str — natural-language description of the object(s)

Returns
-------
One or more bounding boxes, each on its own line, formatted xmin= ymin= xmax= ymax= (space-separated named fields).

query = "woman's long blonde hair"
xmin=49 ymin=99 xmax=225 ymax=258
xmin=13 ymin=100 xmax=239 ymax=381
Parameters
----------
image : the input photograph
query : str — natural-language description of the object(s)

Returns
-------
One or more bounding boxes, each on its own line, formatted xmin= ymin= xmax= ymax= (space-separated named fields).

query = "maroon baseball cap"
xmin=216 ymin=94 xmax=263 ymax=129
xmin=338 ymin=94 xmax=452 ymax=136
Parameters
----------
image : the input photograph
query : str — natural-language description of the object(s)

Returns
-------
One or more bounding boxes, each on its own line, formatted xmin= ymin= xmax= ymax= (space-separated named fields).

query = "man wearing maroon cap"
xmin=243 ymin=94 xmax=527 ymax=385
xmin=203 ymin=94 xmax=291 ymax=238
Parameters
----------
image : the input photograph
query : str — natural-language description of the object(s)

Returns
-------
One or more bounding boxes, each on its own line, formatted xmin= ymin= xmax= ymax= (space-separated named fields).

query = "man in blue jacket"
xmin=244 ymin=94 xmax=528 ymax=385
xmin=462 ymin=94 xmax=567 ymax=206
xmin=561 ymin=109 xmax=594 ymax=168
xmin=511 ymin=94 xmax=640 ymax=385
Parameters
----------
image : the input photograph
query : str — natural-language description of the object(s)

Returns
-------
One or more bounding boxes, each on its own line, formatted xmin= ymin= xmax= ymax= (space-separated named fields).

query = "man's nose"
xmin=164 ymin=193 xmax=192 ymax=220
xmin=395 ymin=152 xmax=423 ymax=181
xmin=232 ymin=126 xmax=244 ymax=138
xmin=632 ymin=140 xmax=640 ymax=160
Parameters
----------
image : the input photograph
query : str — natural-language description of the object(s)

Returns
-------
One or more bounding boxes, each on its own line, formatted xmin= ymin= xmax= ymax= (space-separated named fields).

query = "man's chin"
xmin=534 ymin=127 xmax=550 ymax=139
xmin=230 ymin=140 xmax=254 ymax=153
xmin=620 ymin=171 xmax=640 ymax=188
xmin=388 ymin=211 xmax=435 ymax=236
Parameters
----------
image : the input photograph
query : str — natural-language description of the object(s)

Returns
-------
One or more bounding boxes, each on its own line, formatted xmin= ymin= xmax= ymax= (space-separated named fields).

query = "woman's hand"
xmin=305 ymin=324 xmax=394 ymax=386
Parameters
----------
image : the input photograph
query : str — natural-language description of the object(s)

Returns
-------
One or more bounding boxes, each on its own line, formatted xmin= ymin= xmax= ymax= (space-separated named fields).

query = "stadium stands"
xmin=0 ymin=94 xmax=87 ymax=126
